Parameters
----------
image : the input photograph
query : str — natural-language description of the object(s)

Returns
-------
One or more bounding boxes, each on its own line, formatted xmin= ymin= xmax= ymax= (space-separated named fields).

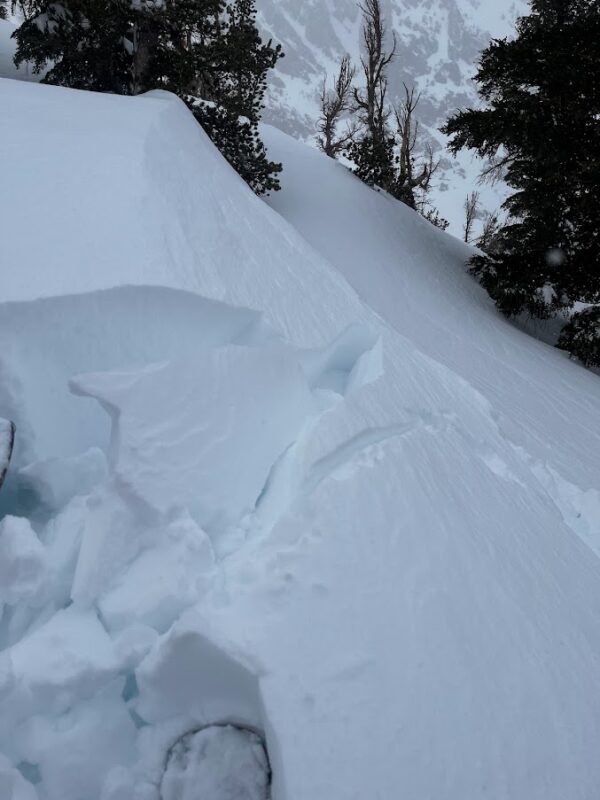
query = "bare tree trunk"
xmin=394 ymin=84 xmax=439 ymax=208
xmin=463 ymin=191 xmax=480 ymax=243
xmin=317 ymin=55 xmax=357 ymax=158
xmin=353 ymin=0 xmax=395 ymax=142
xmin=131 ymin=6 xmax=159 ymax=95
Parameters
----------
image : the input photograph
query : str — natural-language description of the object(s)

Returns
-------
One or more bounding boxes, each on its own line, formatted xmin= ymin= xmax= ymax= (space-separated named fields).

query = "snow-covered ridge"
xmin=2 ymin=1 xmax=524 ymax=233
xmin=1 ymin=76 xmax=600 ymax=800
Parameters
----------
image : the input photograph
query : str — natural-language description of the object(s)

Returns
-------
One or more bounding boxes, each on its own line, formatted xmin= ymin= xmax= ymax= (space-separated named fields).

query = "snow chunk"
xmin=136 ymin=612 xmax=262 ymax=730
xmin=15 ymin=683 xmax=136 ymax=800
xmin=0 ymin=286 xmax=274 ymax=474
xmin=8 ymin=607 xmax=120 ymax=715
xmin=161 ymin=726 xmax=270 ymax=800
xmin=98 ymin=512 xmax=215 ymax=634
xmin=71 ymin=345 xmax=317 ymax=533
xmin=300 ymin=323 xmax=383 ymax=397
xmin=99 ymin=766 xmax=135 ymax=800
xmin=70 ymin=486 xmax=146 ymax=609
xmin=0 ymin=516 xmax=46 ymax=605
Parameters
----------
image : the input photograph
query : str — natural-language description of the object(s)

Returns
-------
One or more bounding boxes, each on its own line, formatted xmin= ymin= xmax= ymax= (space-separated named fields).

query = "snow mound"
xmin=1 ymin=76 xmax=600 ymax=800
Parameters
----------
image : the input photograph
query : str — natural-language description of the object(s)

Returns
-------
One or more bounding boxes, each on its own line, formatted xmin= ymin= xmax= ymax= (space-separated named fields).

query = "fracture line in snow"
xmin=301 ymin=418 xmax=439 ymax=499
xmin=239 ymin=413 xmax=448 ymax=552
xmin=509 ymin=443 xmax=600 ymax=557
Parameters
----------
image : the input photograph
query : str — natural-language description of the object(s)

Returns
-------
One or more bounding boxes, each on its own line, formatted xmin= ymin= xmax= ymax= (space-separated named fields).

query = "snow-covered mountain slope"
xmin=256 ymin=0 xmax=527 ymax=231
xmin=0 ymin=1 xmax=521 ymax=233
xmin=263 ymin=125 xmax=600 ymax=543
xmin=1 ymin=77 xmax=600 ymax=800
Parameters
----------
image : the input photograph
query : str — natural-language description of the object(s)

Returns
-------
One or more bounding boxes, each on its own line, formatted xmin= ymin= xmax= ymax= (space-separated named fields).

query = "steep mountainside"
xmin=256 ymin=0 xmax=527 ymax=231
xmin=0 ymin=2 xmax=526 ymax=230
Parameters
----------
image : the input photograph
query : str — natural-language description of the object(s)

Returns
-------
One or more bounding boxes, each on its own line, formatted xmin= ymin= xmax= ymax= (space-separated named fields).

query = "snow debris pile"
xmin=1 ymin=76 xmax=600 ymax=800
xmin=0 ymin=286 xmax=379 ymax=799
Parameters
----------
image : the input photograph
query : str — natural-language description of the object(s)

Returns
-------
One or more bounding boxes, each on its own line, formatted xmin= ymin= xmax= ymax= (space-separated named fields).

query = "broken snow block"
xmin=0 ymin=515 xmax=46 ymax=605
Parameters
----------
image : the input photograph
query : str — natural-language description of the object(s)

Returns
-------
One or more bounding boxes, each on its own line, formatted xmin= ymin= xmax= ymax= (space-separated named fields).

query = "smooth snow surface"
xmin=1 ymin=77 xmax=600 ymax=800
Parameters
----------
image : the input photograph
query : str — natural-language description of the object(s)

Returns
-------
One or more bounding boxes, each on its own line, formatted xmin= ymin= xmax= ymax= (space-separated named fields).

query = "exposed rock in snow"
xmin=0 ymin=419 xmax=15 ymax=493
xmin=0 ymin=754 xmax=38 ymax=800
xmin=161 ymin=726 xmax=270 ymax=800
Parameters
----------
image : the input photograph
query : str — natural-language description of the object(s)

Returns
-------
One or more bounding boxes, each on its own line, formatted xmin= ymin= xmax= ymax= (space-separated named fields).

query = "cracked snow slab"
xmin=1 ymin=77 xmax=600 ymax=800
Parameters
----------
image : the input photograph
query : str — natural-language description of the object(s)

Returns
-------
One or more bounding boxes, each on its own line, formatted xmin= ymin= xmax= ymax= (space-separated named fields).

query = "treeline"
xmin=320 ymin=0 xmax=600 ymax=368
xmin=445 ymin=0 xmax=600 ymax=366
xmin=316 ymin=0 xmax=448 ymax=230
xmin=5 ymin=0 xmax=599 ymax=366
xmin=7 ymin=0 xmax=283 ymax=195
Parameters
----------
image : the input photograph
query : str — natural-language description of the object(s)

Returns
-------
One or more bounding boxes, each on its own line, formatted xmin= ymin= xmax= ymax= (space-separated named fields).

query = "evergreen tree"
xmin=557 ymin=305 xmax=600 ymax=367
xmin=14 ymin=0 xmax=133 ymax=93
xmin=12 ymin=0 xmax=282 ymax=194
xmin=442 ymin=0 xmax=600 ymax=319
xmin=191 ymin=0 xmax=283 ymax=195
xmin=0 ymin=1 xmax=7 ymax=20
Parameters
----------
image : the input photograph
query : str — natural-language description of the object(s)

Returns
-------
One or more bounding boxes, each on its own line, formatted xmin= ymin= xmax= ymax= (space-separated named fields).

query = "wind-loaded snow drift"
xmin=1 ymin=76 xmax=600 ymax=800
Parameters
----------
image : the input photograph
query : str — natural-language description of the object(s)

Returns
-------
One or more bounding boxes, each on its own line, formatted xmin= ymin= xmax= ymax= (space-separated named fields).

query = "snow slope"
xmin=264 ymin=125 xmax=600 ymax=555
xmin=1 ymin=77 xmax=600 ymax=800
